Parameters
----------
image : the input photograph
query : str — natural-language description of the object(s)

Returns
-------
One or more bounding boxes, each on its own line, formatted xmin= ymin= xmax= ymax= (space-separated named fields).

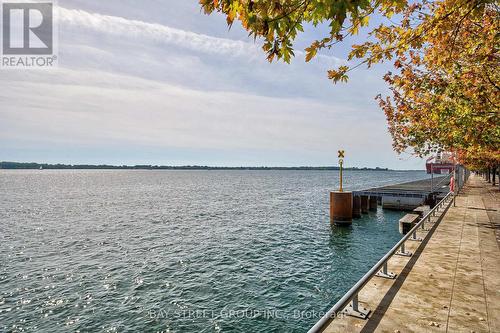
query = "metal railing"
xmin=430 ymin=173 xmax=451 ymax=193
xmin=307 ymin=191 xmax=454 ymax=333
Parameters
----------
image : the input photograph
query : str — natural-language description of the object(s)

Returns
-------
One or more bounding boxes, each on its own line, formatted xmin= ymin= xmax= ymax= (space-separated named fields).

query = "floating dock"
xmin=354 ymin=176 xmax=451 ymax=211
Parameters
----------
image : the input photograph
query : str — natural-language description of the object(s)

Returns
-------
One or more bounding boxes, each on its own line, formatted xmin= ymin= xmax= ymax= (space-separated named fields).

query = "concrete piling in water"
xmin=330 ymin=191 xmax=353 ymax=225
xmin=369 ymin=196 xmax=378 ymax=211
xmin=352 ymin=195 xmax=361 ymax=218
xmin=360 ymin=195 xmax=369 ymax=214
xmin=398 ymin=214 xmax=420 ymax=234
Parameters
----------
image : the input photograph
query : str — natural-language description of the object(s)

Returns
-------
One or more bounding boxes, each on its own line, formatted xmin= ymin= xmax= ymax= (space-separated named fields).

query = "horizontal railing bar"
xmin=307 ymin=191 xmax=453 ymax=333
xmin=433 ymin=173 xmax=451 ymax=188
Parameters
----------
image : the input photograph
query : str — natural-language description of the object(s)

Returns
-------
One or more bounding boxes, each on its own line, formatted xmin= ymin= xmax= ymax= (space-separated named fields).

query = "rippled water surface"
xmin=0 ymin=170 xmax=429 ymax=332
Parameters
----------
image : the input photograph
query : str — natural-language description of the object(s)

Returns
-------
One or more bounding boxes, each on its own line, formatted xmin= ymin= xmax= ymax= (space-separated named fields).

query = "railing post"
xmin=376 ymin=262 xmax=396 ymax=279
xmin=409 ymin=229 xmax=422 ymax=242
xmin=352 ymin=294 xmax=359 ymax=312
xmin=343 ymin=294 xmax=370 ymax=319
xmin=396 ymin=241 xmax=412 ymax=257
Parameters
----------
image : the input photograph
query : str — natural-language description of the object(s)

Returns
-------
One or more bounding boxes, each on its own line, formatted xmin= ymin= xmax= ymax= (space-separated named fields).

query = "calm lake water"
xmin=0 ymin=170 xmax=429 ymax=332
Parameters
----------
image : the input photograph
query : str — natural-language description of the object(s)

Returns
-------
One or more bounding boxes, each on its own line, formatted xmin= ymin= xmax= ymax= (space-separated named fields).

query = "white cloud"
xmin=59 ymin=8 xmax=255 ymax=58
xmin=54 ymin=6 xmax=360 ymax=106
xmin=57 ymin=7 xmax=345 ymax=67
xmin=0 ymin=68 xmax=376 ymax=151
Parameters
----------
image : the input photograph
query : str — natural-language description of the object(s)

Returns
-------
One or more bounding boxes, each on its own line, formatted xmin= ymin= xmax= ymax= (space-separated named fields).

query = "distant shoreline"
xmin=0 ymin=162 xmax=424 ymax=172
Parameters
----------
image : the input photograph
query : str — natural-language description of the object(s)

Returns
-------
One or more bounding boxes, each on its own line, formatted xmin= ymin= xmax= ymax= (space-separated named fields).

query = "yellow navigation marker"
xmin=338 ymin=150 xmax=345 ymax=192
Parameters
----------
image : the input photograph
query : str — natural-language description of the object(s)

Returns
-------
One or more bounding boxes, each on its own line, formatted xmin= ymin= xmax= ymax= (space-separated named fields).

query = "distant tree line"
xmin=0 ymin=162 xmax=391 ymax=171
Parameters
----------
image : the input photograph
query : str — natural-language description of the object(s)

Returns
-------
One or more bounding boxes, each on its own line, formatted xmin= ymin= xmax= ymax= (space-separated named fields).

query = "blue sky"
xmin=0 ymin=0 xmax=425 ymax=169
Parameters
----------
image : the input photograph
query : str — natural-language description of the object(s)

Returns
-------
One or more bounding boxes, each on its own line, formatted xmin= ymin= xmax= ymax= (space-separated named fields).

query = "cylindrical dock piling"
xmin=330 ymin=191 xmax=353 ymax=225
xmin=369 ymin=196 xmax=378 ymax=211
xmin=352 ymin=195 xmax=361 ymax=218
xmin=360 ymin=195 xmax=369 ymax=214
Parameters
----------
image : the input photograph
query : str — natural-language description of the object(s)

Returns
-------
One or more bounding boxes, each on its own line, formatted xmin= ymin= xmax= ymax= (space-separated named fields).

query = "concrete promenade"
xmin=323 ymin=175 xmax=500 ymax=333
